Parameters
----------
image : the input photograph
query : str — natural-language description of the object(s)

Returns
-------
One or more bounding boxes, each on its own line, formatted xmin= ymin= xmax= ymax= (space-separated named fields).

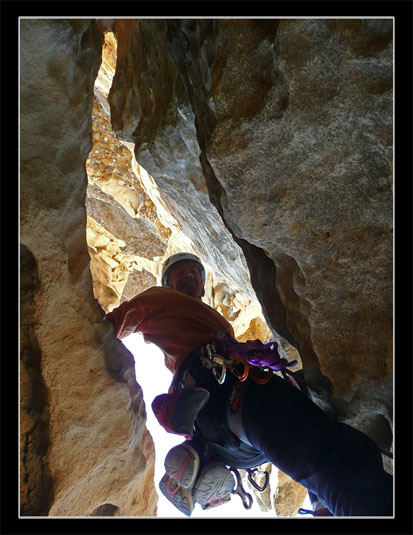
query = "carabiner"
xmin=230 ymin=468 xmax=253 ymax=510
xmin=212 ymin=360 xmax=227 ymax=384
xmin=249 ymin=368 xmax=273 ymax=385
xmin=228 ymin=353 xmax=249 ymax=382
xmin=247 ymin=468 xmax=270 ymax=492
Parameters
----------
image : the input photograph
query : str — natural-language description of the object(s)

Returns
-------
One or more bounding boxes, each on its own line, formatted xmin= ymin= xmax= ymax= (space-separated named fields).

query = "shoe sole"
xmin=159 ymin=474 xmax=194 ymax=516
xmin=193 ymin=463 xmax=235 ymax=509
xmin=164 ymin=443 xmax=200 ymax=488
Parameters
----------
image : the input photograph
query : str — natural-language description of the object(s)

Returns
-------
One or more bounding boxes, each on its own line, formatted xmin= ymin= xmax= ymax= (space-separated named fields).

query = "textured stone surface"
xmin=20 ymin=244 xmax=54 ymax=515
xmin=273 ymin=469 xmax=309 ymax=517
xmin=108 ymin=17 xmax=393 ymax=424
xmin=85 ymin=32 xmax=170 ymax=312
xmin=20 ymin=18 xmax=393 ymax=518
xmin=104 ymin=18 xmax=393 ymax=513
xmin=90 ymin=28 xmax=273 ymax=342
xmin=20 ymin=19 xmax=157 ymax=517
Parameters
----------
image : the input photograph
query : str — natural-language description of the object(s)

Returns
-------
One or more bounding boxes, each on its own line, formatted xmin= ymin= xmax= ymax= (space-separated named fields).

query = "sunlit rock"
xmin=20 ymin=18 xmax=393 ymax=518
xmin=20 ymin=20 xmax=157 ymax=517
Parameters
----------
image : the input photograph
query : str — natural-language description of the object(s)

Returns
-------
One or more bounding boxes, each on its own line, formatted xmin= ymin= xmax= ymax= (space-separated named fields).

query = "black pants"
xmin=242 ymin=377 xmax=393 ymax=516
xmin=178 ymin=349 xmax=393 ymax=517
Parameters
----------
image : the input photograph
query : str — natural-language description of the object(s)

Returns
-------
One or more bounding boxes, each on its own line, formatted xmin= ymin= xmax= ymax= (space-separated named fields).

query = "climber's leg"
xmin=241 ymin=375 xmax=393 ymax=516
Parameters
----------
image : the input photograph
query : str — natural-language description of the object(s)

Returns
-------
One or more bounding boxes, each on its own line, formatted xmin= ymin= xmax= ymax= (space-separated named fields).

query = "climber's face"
xmin=168 ymin=260 xmax=204 ymax=299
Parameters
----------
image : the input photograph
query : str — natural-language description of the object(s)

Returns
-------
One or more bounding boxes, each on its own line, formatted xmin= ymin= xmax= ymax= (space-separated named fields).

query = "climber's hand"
xmin=101 ymin=319 xmax=135 ymax=382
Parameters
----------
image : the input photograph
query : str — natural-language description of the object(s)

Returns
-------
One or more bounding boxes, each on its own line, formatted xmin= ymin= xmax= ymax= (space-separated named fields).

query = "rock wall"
xmin=87 ymin=28 xmax=276 ymax=342
xmin=20 ymin=17 xmax=393 ymax=518
xmin=20 ymin=19 xmax=157 ymax=517
xmin=105 ymin=18 xmax=394 ymax=512
xmin=108 ymin=18 xmax=393 ymax=439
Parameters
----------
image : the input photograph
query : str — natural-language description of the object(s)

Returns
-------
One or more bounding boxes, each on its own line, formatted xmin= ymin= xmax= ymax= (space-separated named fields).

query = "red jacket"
xmin=105 ymin=286 xmax=234 ymax=376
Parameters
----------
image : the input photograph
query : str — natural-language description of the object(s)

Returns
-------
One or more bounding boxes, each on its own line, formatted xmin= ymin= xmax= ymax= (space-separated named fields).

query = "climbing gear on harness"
xmin=229 ymin=353 xmax=273 ymax=384
xmin=161 ymin=252 xmax=206 ymax=287
xmin=211 ymin=331 xmax=298 ymax=372
xmin=198 ymin=331 xmax=299 ymax=387
xmin=200 ymin=343 xmax=230 ymax=384
xmin=230 ymin=468 xmax=253 ymax=510
xmin=200 ymin=343 xmax=273 ymax=386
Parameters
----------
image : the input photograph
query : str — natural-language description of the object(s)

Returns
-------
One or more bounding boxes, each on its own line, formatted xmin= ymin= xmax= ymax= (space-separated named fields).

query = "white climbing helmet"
xmin=161 ymin=252 xmax=206 ymax=287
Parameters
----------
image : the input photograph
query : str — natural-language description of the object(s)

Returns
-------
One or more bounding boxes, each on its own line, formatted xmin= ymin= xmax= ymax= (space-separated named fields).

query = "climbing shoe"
xmin=193 ymin=463 xmax=235 ymax=510
xmin=159 ymin=443 xmax=200 ymax=516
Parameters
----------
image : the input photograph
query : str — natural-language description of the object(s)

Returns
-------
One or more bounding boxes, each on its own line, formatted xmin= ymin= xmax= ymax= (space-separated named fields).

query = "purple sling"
xmin=210 ymin=331 xmax=297 ymax=371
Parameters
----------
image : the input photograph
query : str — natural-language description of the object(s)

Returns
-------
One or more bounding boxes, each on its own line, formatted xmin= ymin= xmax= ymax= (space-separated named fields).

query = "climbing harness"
xmin=196 ymin=336 xmax=296 ymax=509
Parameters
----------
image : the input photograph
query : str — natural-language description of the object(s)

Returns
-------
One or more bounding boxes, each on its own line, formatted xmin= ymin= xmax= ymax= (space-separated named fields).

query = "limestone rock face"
xmin=20 ymin=17 xmax=393 ymax=518
xmin=20 ymin=19 xmax=157 ymax=517
xmin=105 ymin=18 xmax=393 ymax=513
xmin=108 ymin=18 xmax=393 ymax=435
xmin=85 ymin=30 xmax=170 ymax=313
xmin=20 ymin=244 xmax=54 ymax=515
xmin=88 ymin=27 xmax=275 ymax=346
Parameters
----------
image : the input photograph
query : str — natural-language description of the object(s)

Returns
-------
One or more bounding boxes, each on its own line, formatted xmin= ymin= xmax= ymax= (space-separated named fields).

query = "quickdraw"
xmin=200 ymin=344 xmax=273 ymax=386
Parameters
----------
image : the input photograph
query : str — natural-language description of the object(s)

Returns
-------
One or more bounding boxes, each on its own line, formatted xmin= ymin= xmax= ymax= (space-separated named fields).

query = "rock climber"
xmin=102 ymin=252 xmax=393 ymax=517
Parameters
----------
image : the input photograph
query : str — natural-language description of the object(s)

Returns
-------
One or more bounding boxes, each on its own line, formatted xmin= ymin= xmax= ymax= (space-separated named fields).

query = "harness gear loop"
xmin=246 ymin=467 xmax=270 ymax=493
xmin=230 ymin=468 xmax=253 ymax=510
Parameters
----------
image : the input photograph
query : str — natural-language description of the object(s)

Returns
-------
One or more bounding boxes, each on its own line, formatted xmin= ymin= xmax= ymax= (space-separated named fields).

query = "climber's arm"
xmin=104 ymin=293 xmax=147 ymax=339
xmin=99 ymin=315 xmax=135 ymax=382
xmin=98 ymin=292 xmax=150 ymax=381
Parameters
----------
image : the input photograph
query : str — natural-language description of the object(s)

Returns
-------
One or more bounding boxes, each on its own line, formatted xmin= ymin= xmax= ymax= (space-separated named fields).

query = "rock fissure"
xmin=163 ymin=21 xmax=333 ymax=405
xmin=20 ymin=17 xmax=393 ymax=517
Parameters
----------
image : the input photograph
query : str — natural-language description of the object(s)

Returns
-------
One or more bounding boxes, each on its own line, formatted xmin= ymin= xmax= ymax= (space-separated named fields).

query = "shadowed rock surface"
xmin=19 ymin=18 xmax=393 ymax=517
